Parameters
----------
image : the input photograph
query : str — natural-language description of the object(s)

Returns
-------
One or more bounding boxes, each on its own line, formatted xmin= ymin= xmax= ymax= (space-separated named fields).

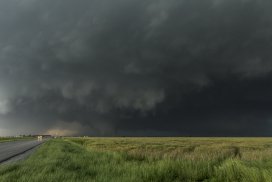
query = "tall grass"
xmin=68 ymin=137 xmax=272 ymax=161
xmin=0 ymin=138 xmax=271 ymax=182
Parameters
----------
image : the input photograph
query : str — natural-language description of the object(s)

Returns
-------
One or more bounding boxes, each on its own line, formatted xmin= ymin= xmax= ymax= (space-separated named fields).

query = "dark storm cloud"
xmin=0 ymin=0 xmax=272 ymax=136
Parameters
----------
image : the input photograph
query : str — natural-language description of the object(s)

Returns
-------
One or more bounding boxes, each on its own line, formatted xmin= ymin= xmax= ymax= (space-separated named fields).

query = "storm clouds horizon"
xmin=1 ymin=0 xmax=272 ymax=136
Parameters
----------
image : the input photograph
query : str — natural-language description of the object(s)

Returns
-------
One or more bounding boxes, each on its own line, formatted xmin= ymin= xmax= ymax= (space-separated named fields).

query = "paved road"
xmin=0 ymin=140 xmax=44 ymax=163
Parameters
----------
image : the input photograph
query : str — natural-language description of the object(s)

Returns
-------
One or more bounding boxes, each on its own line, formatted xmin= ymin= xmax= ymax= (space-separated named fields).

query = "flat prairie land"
xmin=0 ymin=137 xmax=34 ymax=143
xmin=0 ymin=137 xmax=272 ymax=182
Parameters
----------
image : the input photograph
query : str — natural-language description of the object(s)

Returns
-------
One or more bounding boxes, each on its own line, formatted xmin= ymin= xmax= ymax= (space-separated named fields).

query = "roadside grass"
xmin=0 ymin=138 xmax=271 ymax=182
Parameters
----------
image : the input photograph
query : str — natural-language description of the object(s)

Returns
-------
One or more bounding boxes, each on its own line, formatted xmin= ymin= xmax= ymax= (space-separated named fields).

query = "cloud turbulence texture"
xmin=0 ymin=0 xmax=272 ymax=136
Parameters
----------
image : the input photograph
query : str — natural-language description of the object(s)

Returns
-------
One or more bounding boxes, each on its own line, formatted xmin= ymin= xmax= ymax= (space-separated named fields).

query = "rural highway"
xmin=0 ymin=140 xmax=44 ymax=164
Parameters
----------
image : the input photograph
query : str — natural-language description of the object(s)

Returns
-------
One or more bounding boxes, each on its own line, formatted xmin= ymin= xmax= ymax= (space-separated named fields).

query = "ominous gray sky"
xmin=1 ymin=0 xmax=272 ymax=136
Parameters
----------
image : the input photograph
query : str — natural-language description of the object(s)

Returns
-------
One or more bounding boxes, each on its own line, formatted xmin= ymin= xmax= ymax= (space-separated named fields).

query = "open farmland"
xmin=0 ymin=137 xmax=34 ymax=143
xmin=0 ymin=138 xmax=272 ymax=182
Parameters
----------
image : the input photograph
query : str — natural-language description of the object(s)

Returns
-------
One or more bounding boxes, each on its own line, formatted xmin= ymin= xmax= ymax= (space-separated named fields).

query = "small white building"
xmin=37 ymin=136 xmax=43 ymax=141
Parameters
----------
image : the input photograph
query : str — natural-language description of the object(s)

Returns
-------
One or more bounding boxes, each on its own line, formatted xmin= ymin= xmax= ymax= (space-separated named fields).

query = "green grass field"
xmin=0 ymin=137 xmax=34 ymax=143
xmin=0 ymin=137 xmax=272 ymax=182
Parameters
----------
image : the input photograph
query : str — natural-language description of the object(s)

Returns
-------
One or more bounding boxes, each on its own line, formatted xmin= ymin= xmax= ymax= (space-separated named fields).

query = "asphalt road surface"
xmin=0 ymin=140 xmax=44 ymax=164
